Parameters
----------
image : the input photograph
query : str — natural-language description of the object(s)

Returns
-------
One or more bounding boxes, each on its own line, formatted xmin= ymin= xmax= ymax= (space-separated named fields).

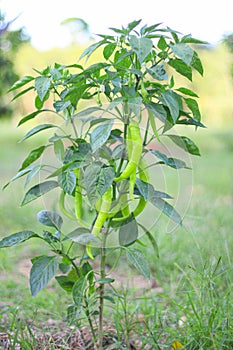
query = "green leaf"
xmin=129 ymin=35 xmax=153 ymax=63
xmin=64 ymin=227 xmax=89 ymax=241
xmin=30 ymin=255 xmax=58 ymax=296
xmin=8 ymin=75 xmax=34 ymax=92
xmin=97 ymin=278 xmax=115 ymax=284
xmin=11 ymin=86 xmax=34 ymax=102
xmin=25 ymin=165 xmax=42 ymax=188
xmin=126 ymin=249 xmax=150 ymax=279
xmin=171 ymin=43 xmax=194 ymax=65
xmin=149 ymin=197 xmax=182 ymax=225
xmin=128 ymin=97 xmax=142 ymax=115
xmin=138 ymin=224 xmax=159 ymax=258
xmin=37 ymin=210 xmax=63 ymax=230
xmin=90 ymin=120 xmax=114 ymax=152
xmin=21 ymin=181 xmax=58 ymax=206
xmin=72 ymin=277 xmax=86 ymax=307
xmin=35 ymin=95 xmax=44 ymax=109
xmin=176 ymin=87 xmax=199 ymax=98
xmin=19 ymin=124 xmax=56 ymax=142
xmin=103 ymin=43 xmax=116 ymax=60
xmin=136 ymin=178 xmax=172 ymax=200
xmin=168 ymin=58 xmax=192 ymax=81
xmin=144 ymin=101 xmax=167 ymax=122
xmin=158 ymin=36 xmax=167 ymax=50
xmin=55 ymin=276 xmax=74 ymax=292
xmin=181 ymin=35 xmax=208 ymax=45
xmin=160 ymin=90 xmax=180 ymax=123
xmin=66 ymin=304 xmax=81 ymax=325
xmin=17 ymin=110 xmax=50 ymax=127
xmin=150 ymin=150 xmax=187 ymax=169
xmin=35 ymin=76 xmax=51 ymax=100
xmin=84 ymin=164 xmax=115 ymax=205
xmin=119 ymin=216 xmax=138 ymax=246
xmin=41 ymin=230 xmax=60 ymax=244
xmin=177 ymin=118 xmax=206 ymax=128
xmin=167 ymin=135 xmax=201 ymax=156
xmin=191 ymin=51 xmax=204 ymax=75
xmin=73 ymin=106 xmax=104 ymax=119
xmin=127 ymin=19 xmax=142 ymax=31
xmin=58 ymin=171 xmax=76 ymax=195
xmin=79 ymin=40 xmax=106 ymax=61
xmin=142 ymin=22 xmax=162 ymax=34
xmin=146 ymin=64 xmax=168 ymax=81
xmin=53 ymin=100 xmax=71 ymax=112
xmin=53 ymin=139 xmax=65 ymax=162
xmin=3 ymin=167 xmax=32 ymax=190
xmin=69 ymin=233 xmax=98 ymax=245
xmin=19 ymin=146 xmax=46 ymax=171
xmin=107 ymin=97 xmax=124 ymax=111
xmin=112 ymin=144 xmax=125 ymax=160
xmin=184 ymin=98 xmax=201 ymax=121
xmin=0 ymin=231 xmax=38 ymax=248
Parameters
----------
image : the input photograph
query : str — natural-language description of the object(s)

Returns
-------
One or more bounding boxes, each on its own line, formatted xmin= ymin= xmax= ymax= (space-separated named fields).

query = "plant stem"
xmin=58 ymin=250 xmax=81 ymax=278
xmin=71 ymin=116 xmax=78 ymax=139
xmin=84 ymin=296 xmax=97 ymax=344
xmin=116 ymin=123 xmax=128 ymax=177
xmin=143 ymin=116 xmax=150 ymax=146
xmin=98 ymin=228 xmax=108 ymax=349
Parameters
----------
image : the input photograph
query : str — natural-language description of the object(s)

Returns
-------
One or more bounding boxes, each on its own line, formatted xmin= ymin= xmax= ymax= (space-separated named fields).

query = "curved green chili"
xmin=74 ymin=168 xmax=82 ymax=222
xmin=133 ymin=157 xmax=149 ymax=217
xmin=86 ymin=187 xmax=112 ymax=260
xmin=92 ymin=187 xmax=112 ymax=236
xmin=59 ymin=190 xmax=76 ymax=220
xmin=112 ymin=180 xmax=130 ymax=222
xmin=114 ymin=120 xmax=142 ymax=182
xmin=112 ymin=157 xmax=149 ymax=222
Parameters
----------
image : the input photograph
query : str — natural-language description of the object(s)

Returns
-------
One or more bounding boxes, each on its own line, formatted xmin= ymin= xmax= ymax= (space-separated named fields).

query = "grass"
xmin=0 ymin=120 xmax=233 ymax=349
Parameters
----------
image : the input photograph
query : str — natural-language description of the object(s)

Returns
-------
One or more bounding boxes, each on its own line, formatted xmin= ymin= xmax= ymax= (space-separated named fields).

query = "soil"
xmin=0 ymin=325 xmax=155 ymax=349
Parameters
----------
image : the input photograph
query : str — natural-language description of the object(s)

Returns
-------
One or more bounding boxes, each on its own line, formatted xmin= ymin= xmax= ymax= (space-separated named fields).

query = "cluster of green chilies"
xmin=59 ymin=119 xmax=148 ymax=259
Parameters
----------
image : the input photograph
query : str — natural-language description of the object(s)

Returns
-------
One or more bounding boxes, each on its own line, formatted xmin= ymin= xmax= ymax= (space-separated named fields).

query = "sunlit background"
xmin=1 ymin=0 xmax=233 ymax=127
xmin=1 ymin=0 xmax=233 ymax=50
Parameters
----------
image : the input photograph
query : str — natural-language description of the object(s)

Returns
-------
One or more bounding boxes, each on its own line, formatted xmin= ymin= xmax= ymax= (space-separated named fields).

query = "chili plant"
xmin=1 ymin=20 xmax=206 ymax=348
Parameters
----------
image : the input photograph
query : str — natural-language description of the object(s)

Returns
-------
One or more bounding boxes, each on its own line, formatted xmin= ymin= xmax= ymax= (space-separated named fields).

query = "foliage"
xmin=0 ymin=19 xmax=206 ymax=348
xmin=223 ymin=33 xmax=233 ymax=80
xmin=0 ymin=11 xmax=30 ymax=118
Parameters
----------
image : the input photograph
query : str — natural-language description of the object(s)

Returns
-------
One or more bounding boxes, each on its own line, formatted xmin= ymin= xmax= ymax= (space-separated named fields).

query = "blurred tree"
xmin=0 ymin=12 xmax=30 ymax=118
xmin=223 ymin=33 xmax=233 ymax=79
xmin=224 ymin=33 xmax=233 ymax=51
xmin=61 ymin=17 xmax=91 ymax=44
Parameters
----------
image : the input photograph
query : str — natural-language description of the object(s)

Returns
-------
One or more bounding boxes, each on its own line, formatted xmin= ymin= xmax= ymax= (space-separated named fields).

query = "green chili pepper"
xmin=114 ymin=120 xmax=142 ymax=182
xmin=92 ymin=187 xmax=112 ymax=236
xmin=133 ymin=157 xmax=149 ymax=217
xmin=148 ymin=111 xmax=160 ymax=142
xmin=129 ymin=171 xmax=136 ymax=200
xmin=141 ymin=80 xmax=148 ymax=101
xmin=112 ymin=158 xmax=149 ymax=222
xmin=59 ymin=190 xmax=76 ymax=220
xmin=86 ymin=187 xmax=112 ymax=260
xmin=86 ymin=244 xmax=94 ymax=260
xmin=112 ymin=180 xmax=131 ymax=222
xmin=74 ymin=168 xmax=82 ymax=222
